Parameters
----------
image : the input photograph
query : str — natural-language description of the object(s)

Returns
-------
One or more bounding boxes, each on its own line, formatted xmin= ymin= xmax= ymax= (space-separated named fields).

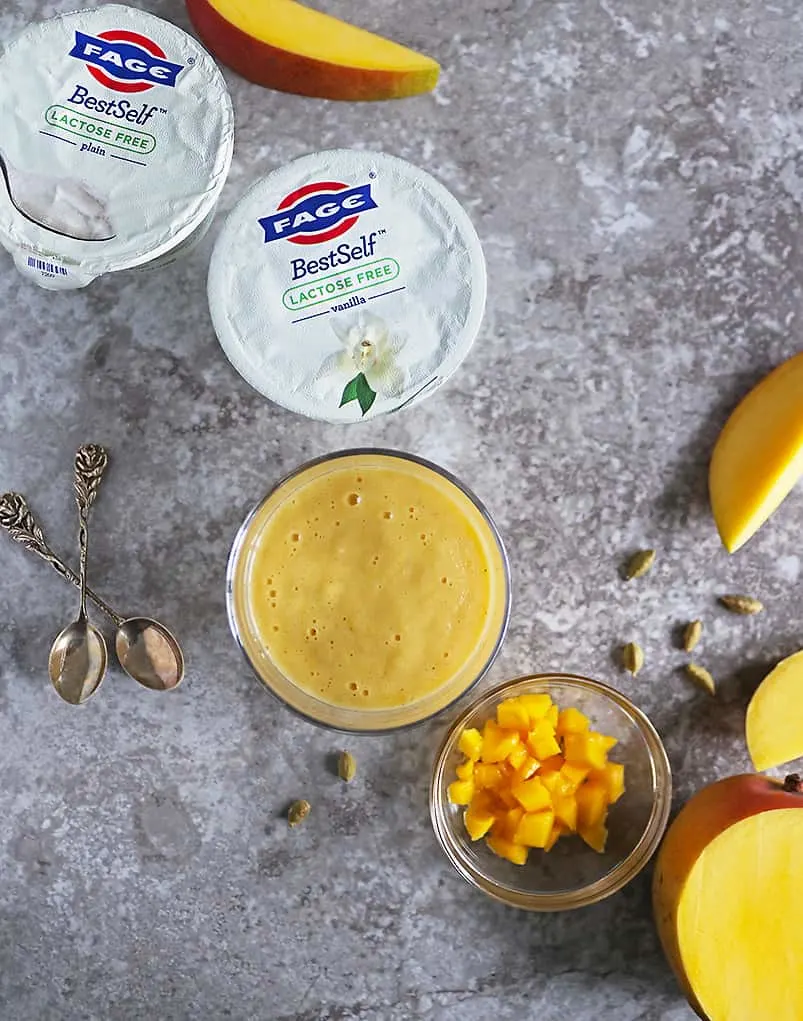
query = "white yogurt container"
xmin=208 ymin=150 xmax=487 ymax=423
xmin=0 ymin=4 xmax=234 ymax=290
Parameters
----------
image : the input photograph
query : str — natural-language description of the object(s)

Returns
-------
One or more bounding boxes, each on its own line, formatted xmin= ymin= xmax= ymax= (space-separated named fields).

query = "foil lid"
xmin=0 ymin=4 xmax=234 ymax=290
xmin=208 ymin=149 xmax=487 ymax=423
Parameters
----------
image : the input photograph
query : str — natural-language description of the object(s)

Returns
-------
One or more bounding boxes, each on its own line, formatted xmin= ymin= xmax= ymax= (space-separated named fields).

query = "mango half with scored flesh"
xmin=709 ymin=351 xmax=803 ymax=552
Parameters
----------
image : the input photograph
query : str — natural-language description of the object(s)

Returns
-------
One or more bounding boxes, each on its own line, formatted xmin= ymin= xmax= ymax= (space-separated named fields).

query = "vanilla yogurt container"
xmin=0 ymin=4 xmax=234 ymax=290
xmin=208 ymin=150 xmax=487 ymax=423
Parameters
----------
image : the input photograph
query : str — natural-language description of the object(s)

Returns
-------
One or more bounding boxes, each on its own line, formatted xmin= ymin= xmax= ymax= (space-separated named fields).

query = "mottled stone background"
xmin=1 ymin=1 xmax=802 ymax=1018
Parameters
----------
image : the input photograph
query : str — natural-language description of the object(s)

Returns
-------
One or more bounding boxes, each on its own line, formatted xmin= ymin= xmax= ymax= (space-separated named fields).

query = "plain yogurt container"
xmin=0 ymin=4 xmax=234 ymax=290
xmin=208 ymin=150 xmax=487 ymax=423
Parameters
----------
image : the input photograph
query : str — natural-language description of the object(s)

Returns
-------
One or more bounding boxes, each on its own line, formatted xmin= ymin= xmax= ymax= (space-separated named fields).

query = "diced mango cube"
xmin=537 ymin=767 xmax=558 ymax=789
xmin=579 ymin=819 xmax=608 ymax=853
xmin=471 ymin=788 xmax=497 ymax=814
xmin=464 ymin=803 xmax=495 ymax=840
xmin=591 ymin=761 xmax=625 ymax=804
xmin=474 ymin=762 xmax=506 ymax=789
xmin=536 ymin=769 xmax=559 ymax=794
xmin=552 ymin=793 xmax=578 ymax=831
xmin=486 ymin=834 xmax=529 ymax=865
xmin=539 ymin=769 xmax=572 ymax=799
xmin=451 ymin=696 xmax=623 ymax=862
xmin=507 ymin=744 xmax=529 ymax=770
xmin=556 ymin=707 xmax=590 ymax=736
xmin=543 ymin=820 xmax=566 ymax=852
xmin=514 ymin=755 xmax=540 ymax=782
xmin=458 ymin=727 xmax=483 ymax=760
xmin=606 ymin=761 xmax=625 ymax=803
xmin=481 ymin=720 xmax=521 ymax=762
xmin=514 ymin=809 xmax=555 ymax=848
xmin=518 ymin=693 xmax=553 ymax=723
xmin=496 ymin=697 xmax=530 ymax=732
xmin=560 ymin=762 xmax=590 ymax=789
xmin=497 ymin=787 xmax=518 ymax=809
xmin=527 ymin=718 xmax=561 ymax=760
xmin=576 ymin=780 xmax=608 ymax=828
xmin=511 ymin=776 xmax=552 ymax=813
xmin=447 ymin=779 xmax=474 ymax=806
xmin=563 ymin=732 xmax=608 ymax=771
xmin=499 ymin=806 xmax=525 ymax=840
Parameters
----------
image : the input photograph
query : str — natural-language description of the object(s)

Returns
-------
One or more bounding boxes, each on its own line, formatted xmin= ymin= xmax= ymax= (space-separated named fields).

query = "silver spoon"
xmin=48 ymin=445 xmax=109 ymax=705
xmin=0 ymin=150 xmax=116 ymax=242
xmin=0 ymin=491 xmax=185 ymax=693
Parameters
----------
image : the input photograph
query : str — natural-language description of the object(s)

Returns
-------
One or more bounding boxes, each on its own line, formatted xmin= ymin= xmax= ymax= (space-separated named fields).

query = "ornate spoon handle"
xmin=0 ymin=491 xmax=123 ymax=627
xmin=73 ymin=444 xmax=109 ymax=624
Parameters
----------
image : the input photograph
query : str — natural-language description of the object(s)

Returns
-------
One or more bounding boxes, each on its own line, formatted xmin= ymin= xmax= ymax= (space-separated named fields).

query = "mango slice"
xmin=447 ymin=692 xmax=624 ymax=865
xmin=186 ymin=0 xmax=440 ymax=102
xmin=746 ymin=649 xmax=803 ymax=771
xmin=710 ymin=351 xmax=803 ymax=553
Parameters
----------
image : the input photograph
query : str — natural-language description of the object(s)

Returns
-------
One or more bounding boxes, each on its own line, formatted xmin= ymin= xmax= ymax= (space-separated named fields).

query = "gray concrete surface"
xmin=2 ymin=1 xmax=803 ymax=1018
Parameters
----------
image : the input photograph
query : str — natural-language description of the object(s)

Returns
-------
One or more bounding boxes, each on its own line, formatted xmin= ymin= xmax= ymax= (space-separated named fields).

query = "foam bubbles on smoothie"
xmin=245 ymin=458 xmax=502 ymax=713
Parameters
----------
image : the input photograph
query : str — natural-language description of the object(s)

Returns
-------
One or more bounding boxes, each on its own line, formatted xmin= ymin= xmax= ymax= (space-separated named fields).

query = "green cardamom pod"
xmin=624 ymin=549 xmax=656 ymax=580
xmin=338 ymin=751 xmax=357 ymax=783
xmin=287 ymin=799 xmax=311 ymax=827
xmin=623 ymin=641 xmax=645 ymax=675
xmin=683 ymin=620 xmax=703 ymax=652
xmin=686 ymin=663 xmax=716 ymax=696
xmin=719 ymin=594 xmax=764 ymax=615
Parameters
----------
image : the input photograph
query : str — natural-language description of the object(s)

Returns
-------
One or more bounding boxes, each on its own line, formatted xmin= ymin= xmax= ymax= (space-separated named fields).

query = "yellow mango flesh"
xmin=677 ymin=811 xmax=803 ymax=1020
xmin=556 ymin=707 xmax=590 ymax=736
xmin=447 ymin=780 xmax=473 ymax=806
xmin=458 ymin=728 xmax=483 ymax=761
xmin=514 ymin=810 xmax=555 ymax=848
xmin=746 ymin=649 xmax=803 ymax=771
xmin=710 ymin=351 xmax=803 ymax=553
xmin=190 ymin=0 xmax=439 ymax=100
xmin=448 ymin=693 xmax=624 ymax=864
xmin=511 ymin=777 xmax=551 ymax=813
xmin=486 ymin=834 xmax=528 ymax=866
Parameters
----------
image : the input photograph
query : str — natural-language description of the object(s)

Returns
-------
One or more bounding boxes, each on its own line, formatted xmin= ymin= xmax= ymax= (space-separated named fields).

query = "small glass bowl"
xmin=430 ymin=674 xmax=672 ymax=910
xmin=226 ymin=449 xmax=511 ymax=733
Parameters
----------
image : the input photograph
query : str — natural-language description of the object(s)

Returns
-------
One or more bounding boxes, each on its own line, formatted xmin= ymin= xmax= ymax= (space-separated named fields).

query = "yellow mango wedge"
xmin=746 ymin=650 xmax=803 ymax=771
xmin=186 ymin=0 xmax=440 ymax=101
xmin=709 ymin=351 xmax=803 ymax=552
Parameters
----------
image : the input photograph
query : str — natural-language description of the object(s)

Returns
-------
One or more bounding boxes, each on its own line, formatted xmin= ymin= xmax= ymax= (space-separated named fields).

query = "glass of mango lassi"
xmin=227 ymin=450 xmax=511 ymax=732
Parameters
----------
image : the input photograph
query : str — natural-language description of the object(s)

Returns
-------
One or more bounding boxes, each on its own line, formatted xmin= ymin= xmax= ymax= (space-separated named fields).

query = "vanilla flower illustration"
xmin=313 ymin=312 xmax=407 ymax=416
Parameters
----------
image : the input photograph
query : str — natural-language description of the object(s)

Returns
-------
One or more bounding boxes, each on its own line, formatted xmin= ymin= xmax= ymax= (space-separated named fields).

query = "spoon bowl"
xmin=0 ymin=491 xmax=185 ymax=694
xmin=48 ymin=617 xmax=108 ymax=706
xmin=0 ymin=150 xmax=116 ymax=242
xmin=115 ymin=617 xmax=184 ymax=692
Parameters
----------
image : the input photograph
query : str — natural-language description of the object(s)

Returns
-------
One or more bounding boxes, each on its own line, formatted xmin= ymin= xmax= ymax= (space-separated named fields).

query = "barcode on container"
xmin=27 ymin=256 xmax=68 ymax=277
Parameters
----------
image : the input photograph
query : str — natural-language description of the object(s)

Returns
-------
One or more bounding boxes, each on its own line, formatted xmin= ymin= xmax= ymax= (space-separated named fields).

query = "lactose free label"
xmin=283 ymin=258 xmax=399 ymax=311
xmin=45 ymin=105 xmax=156 ymax=155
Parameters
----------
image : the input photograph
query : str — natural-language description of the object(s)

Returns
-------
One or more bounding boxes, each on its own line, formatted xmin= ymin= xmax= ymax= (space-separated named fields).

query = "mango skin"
xmin=652 ymin=774 xmax=800 ymax=1019
xmin=186 ymin=0 xmax=440 ymax=101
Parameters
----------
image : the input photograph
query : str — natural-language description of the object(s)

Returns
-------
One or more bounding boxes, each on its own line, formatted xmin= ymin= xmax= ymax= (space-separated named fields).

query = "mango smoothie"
xmin=228 ymin=451 xmax=510 ymax=730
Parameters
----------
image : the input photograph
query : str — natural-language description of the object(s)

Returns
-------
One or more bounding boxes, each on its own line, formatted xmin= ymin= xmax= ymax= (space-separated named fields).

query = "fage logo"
xmin=259 ymin=182 xmax=378 ymax=246
xmin=69 ymin=30 xmax=185 ymax=93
